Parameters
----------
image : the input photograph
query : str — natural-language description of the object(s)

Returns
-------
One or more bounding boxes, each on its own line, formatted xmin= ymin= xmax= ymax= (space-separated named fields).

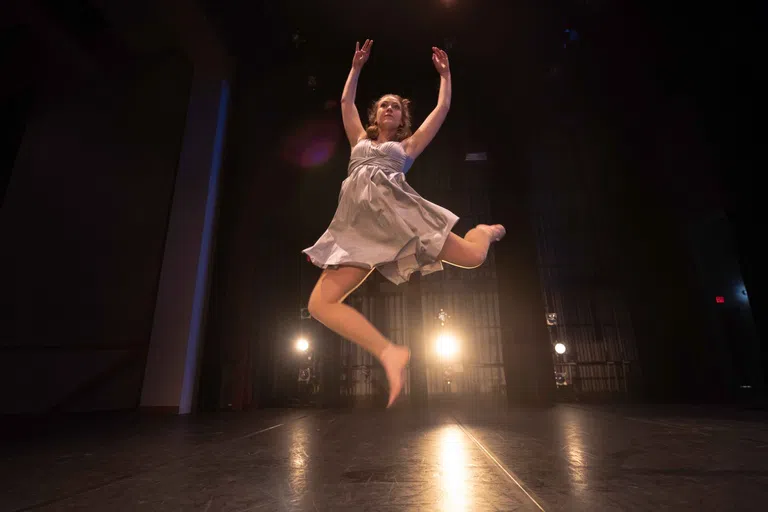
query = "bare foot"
xmin=477 ymin=224 xmax=506 ymax=242
xmin=380 ymin=344 xmax=411 ymax=408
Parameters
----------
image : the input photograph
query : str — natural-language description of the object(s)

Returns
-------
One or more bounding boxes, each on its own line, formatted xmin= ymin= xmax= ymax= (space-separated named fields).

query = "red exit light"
xmin=715 ymin=296 xmax=725 ymax=304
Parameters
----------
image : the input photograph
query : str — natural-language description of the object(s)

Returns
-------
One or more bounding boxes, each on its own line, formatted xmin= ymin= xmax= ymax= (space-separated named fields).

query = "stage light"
xmin=436 ymin=333 xmax=458 ymax=358
xmin=296 ymin=338 xmax=309 ymax=352
xmin=554 ymin=342 xmax=566 ymax=355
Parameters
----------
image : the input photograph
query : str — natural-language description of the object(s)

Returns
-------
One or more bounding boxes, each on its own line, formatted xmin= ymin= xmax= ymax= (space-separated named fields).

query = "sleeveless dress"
xmin=302 ymin=138 xmax=459 ymax=285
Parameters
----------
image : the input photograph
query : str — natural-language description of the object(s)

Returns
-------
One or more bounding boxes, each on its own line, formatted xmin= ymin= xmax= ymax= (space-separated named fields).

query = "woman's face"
xmin=376 ymin=96 xmax=403 ymax=130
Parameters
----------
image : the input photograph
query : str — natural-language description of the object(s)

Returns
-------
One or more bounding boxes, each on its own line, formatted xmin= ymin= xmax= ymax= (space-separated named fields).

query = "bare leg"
xmin=438 ymin=224 xmax=506 ymax=268
xmin=307 ymin=265 xmax=410 ymax=407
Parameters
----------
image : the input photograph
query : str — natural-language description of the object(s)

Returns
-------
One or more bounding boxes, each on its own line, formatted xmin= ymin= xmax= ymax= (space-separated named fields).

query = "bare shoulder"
xmin=349 ymin=136 xmax=368 ymax=151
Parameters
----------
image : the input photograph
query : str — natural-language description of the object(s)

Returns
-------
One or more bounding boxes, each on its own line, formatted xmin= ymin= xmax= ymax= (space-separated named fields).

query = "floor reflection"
xmin=558 ymin=408 xmax=588 ymax=489
xmin=438 ymin=425 xmax=470 ymax=511
xmin=287 ymin=420 xmax=311 ymax=496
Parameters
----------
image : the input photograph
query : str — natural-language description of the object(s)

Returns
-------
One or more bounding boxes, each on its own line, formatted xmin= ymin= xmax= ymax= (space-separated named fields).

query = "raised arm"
xmin=402 ymin=47 xmax=452 ymax=160
xmin=341 ymin=39 xmax=372 ymax=147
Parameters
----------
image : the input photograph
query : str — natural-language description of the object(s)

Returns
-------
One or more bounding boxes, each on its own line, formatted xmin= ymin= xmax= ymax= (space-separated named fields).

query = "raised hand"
xmin=431 ymin=47 xmax=450 ymax=76
xmin=352 ymin=39 xmax=373 ymax=70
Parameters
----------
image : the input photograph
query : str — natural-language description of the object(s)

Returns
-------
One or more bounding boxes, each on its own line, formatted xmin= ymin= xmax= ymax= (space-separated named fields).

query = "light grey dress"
xmin=303 ymin=138 xmax=459 ymax=285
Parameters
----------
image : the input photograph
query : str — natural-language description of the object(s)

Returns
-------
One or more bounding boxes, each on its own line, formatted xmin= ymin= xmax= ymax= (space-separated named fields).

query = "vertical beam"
xmin=140 ymin=74 xmax=229 ymax=414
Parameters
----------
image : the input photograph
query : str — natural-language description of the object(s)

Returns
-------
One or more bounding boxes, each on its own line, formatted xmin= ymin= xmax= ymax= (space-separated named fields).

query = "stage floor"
xmin=3 ymin=403 xmax=768 ymax=511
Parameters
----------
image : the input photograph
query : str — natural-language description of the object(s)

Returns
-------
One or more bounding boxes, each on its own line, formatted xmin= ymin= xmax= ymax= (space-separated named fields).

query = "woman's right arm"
xmin=341 ymin=40 xmax=372 ymax=147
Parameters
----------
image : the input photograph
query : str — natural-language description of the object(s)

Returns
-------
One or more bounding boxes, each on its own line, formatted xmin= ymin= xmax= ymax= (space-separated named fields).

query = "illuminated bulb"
xmin=554 ymin=342 xmax=566 ymax=355
xmin=436 ymin=334 xmax=458 ymax=357
xmin=296 ymin=338 xmax=309 ymax=352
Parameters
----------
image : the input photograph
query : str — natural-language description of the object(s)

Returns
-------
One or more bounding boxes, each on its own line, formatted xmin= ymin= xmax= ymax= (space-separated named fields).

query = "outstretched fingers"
xmin=431 ymin=47 xmax=448 ymax=68
xmin=359 ymin=39 xmax=372 ymax=53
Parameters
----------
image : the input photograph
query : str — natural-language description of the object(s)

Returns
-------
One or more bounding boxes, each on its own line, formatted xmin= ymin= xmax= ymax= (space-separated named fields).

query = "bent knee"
xmin=307 ymin=288 xmax=335 ymax=320
xmin=467 ymin=247 xmax=488 ymax=268
xmin=307 ymin=294 xmax=323 ymax=319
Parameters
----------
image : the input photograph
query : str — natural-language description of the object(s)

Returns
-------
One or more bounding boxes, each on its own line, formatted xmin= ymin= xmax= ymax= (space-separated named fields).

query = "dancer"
xmin=303 ymin=40 xmax=505 ymax=407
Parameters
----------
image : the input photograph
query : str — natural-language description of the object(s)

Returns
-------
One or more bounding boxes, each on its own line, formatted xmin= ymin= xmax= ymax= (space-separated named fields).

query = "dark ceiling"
xmin=201 ymin=0 xmax=559 ymax=68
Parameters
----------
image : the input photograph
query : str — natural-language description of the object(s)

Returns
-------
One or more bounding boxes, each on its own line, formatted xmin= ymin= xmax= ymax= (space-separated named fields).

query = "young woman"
xmin=303 ymin=40 xmax=506 ymax=407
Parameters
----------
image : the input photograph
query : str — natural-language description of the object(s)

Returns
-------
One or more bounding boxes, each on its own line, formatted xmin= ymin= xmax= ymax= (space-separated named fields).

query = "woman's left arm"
xmin=402 ymin=47 xmax=451 ymax=160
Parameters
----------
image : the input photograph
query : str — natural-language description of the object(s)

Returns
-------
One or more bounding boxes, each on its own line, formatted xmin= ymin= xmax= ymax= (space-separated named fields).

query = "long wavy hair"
xmin=365 ymin=94 xmax=413 ymax=142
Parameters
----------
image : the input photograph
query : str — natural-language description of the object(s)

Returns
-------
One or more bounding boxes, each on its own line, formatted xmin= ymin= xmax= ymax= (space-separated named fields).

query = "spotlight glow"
xmin=296 ymin=338 xmax=309 ymax=352
xmin=554 ymin=342 xmax=566 ymax=355
xmin=436 ymin=334 xmax=458 ymax=358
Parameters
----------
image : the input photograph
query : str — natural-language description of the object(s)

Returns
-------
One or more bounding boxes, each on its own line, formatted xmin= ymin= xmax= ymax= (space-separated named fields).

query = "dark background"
xmin=0 ymin=0 xmax=762 ymax=414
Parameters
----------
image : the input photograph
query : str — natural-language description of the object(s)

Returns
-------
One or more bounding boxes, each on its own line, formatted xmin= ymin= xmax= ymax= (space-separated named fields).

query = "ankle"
xmin=378 ymin=342 xmax=395 ymax=361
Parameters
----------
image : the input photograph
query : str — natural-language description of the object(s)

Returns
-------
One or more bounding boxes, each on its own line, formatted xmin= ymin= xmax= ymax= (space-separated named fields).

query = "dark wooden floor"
xmin=2 ymin=403 xmax=768 ymax=511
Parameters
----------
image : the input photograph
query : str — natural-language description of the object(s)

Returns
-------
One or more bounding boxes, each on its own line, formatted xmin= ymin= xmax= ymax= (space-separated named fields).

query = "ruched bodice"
xmin=348 ymin=139 xmax=414 ymax=175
